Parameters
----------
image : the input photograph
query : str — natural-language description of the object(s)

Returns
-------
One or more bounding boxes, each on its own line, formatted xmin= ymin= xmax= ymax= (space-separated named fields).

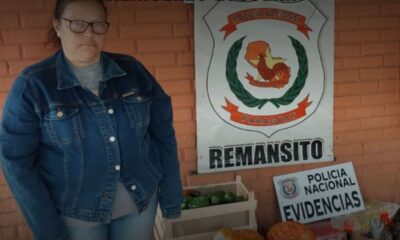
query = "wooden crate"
xmin=154 ymin=176 xmax=257 ymax=240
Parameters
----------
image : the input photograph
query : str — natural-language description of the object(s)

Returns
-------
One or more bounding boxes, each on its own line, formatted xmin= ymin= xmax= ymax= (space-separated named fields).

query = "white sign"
xmin=195 ymin=0 xmax=335 ymax=173
xmin=273 ymin=162 xmax=365 ymax=224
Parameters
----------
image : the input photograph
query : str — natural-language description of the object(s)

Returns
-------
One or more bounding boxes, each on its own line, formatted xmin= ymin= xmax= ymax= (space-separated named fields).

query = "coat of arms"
xmin=204 ymin=0 xmax=327 ymax=137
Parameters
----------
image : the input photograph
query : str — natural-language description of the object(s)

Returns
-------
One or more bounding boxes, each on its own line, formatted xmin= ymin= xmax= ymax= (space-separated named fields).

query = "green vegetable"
xmin=224 ymin=191 xmax=236 ymax=203
xmin=210 ymin=191 xmax=226 ymax=205
xmin=188 ymin=196 xmax=210 ymax=209
xmin=181 ymin=196 xmax=192 ymax=210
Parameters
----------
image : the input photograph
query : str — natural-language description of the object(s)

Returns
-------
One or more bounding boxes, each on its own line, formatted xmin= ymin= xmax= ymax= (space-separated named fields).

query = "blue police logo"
xmin=279 ymin=178 xmax=299 ymax=199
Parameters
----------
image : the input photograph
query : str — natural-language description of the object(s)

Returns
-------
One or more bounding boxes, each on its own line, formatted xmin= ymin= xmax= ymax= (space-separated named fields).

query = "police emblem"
xmin=279 ymin=177 xmax=300 ymax=199
xmin=204 ymin=0 xmax=327 ymax=137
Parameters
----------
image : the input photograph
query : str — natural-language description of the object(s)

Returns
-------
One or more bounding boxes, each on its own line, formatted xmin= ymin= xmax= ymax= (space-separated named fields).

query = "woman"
xmin=0 ymin=0 xmax=183 ymax=239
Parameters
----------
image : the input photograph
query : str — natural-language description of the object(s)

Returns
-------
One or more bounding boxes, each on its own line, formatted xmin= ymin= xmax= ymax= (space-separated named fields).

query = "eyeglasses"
xmin=60 ymin=17 xmax=110 ymax=34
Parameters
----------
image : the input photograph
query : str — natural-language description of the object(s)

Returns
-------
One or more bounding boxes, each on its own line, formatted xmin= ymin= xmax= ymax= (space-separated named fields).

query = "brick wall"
xmin=0 ymin=0 xmax=399 ymax=239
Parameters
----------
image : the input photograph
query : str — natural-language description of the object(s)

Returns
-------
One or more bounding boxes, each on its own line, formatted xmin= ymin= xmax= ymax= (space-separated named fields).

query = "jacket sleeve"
xmin=146 ymin=72 xmax=184 ymax=219
xmin=0 ymin=75 xmax=68 ymax=240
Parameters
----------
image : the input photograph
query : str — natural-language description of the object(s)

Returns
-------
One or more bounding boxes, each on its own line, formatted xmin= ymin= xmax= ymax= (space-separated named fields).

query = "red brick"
xmin=186 ymin=5 xmax=194 ymax=21
xmin=155 ymin=66 xmax=193 ymax=81
xmin=0 ymin=77 xmax=14 ymax=92
xmin=20 ymin=13 xmax=52 ymax=28
xmin=173 ymin=23 xmax=193 ymax=37
xmin=362 ymin=185 xmax=395 ymax=202
xmin=361 ymin=42 xmax=399 ymax=55
xmin=0 ymin=14 xmax=19 ymax=29
xmin=176 ymin=135 xmax=196 ymax=149
xmin=345 ymin=106 xmax=384 ymax=120
xmin=361 ymin=116 xmax=400 ymax=130
xmin=361 ymin=17 xmax=399 ymax=29
xmin=342 ymin=56 xmax=382 ymax=69
xmin=380 ymin=28 xmax=399 ymax=41
xmin=379 ymin=80 xmax=398 ymax=93
xmin=173 ymin=108 xmax=192 ymax=122
xmin=177 ymin=52 xmax=194 ymax=66
xmin=8 ymin=60 xmax=37 ymax=75
xmin=104 ymin=25 xmax=118 ymax=40
xmin=334 ymin=120 xmax=361 ymax=133
xmin=335 ymin=45 xmax=360 ymax=57
xmin=334 ymin=143 xmax=363 ymax=156
xmin=0 ymin=169 xmax=6 ymax=186
xmin=0 ymin=45 xmax=20 ymax=59
xmin=43 ymin=0 xmax=55 ymax=10
xmin=0 ymin=0 xmax=44 ymax=11
xmin=108 ymin=10 xmax=135 ymax=24
xmin=174 ymin=122 xmax=196 ymax=136
xmin=21 ymin=44 xmax=52 ymax=59
xmin=0 ymin=61 xmax=8 ymax=76
xmin=334 ymin=95 xmax=361 ymax=108
xmin=0 ymin=226 xmax=17 ymax=240
xmin=16 ymin=224 xmax=32 ymax=240
xmin=343 ymin=129 xmax=384 ymax=143
xmin=335 ymin=18 xmax=359 ymax=31
xmin=384 ymin=127 xmax=400 ymax=139
xmin=360 ymin=67 xmax=398 ymax=81
xmin=0 ymin=198 xmax=16 ymax=213
xmin=381 ymin=3 xmax=400 ymax=15
xmin=334 ymin=109 xmax=347 ymax=121
xmin=119 ymin=24 xmax=172 ymax=39
xmin=383 ymin=55 xmax=399 ymax=66
xmin=161 ymin=80 xmax=192 ymax=95
xmin=334 ymin=58 xmax=343 ymax=70
xmin=385 ymin=104 xmax=400 ymax=115
xmin=135 ymin=9 xmax=187 ymax=23
xmin=338 ymin=30 xmax=380 ymax=43
xmin=180 ymin=160 xmax=197 ymax=177
xmin=337 ymin=4 xmax=380 ymax=17
xmin=0 ymin=92 xmax=8 ymax=108
xmin=114 ymin=2 xmax=170 ymax=8
xmin=0 ymin=186 xmax=12 ymax=200
xmin=361 ymin=92 xmax=399 ymax=106
xmin=2 ymin=29 xmax=48 ymax=44
xmin=336 ymin=81 xmax=378 ymax=96
xmin=137 ymin=38 xmax=189 ymax=53
xmin=336 ymin=0 xmax=360 ymax=4
xmin=189 ymin=37 xmax=194 ymax=51
xmin=0 ymin=211 xmax=21 ymax=227
xmin=182 ymin=148 xmax=196 ymax=163
xmin=334 ymin=70 xmax=360 ymax=82
xmin=383 ymin=151 xmax=400 ymax=165
xmin=133 ymin=53 xmax=176 ymax=67
xmin=363 ymin=163 xmax=400 ymax=179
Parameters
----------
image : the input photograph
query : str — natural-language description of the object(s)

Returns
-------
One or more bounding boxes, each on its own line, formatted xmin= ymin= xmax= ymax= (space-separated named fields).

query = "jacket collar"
xmin=56 ymin=51 xmax=126 ymax=90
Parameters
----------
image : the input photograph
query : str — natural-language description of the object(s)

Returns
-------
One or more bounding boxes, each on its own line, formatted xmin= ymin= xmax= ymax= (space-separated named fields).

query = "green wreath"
xmin=225 ymin=36 xmax=308 ymax=109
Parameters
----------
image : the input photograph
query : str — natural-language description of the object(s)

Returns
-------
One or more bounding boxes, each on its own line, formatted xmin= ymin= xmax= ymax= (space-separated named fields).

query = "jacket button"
xmin=108 ymin=109 xmax=114 ymax=114
xmin=109 ymin=136 xmax=116 ymax=142
xmin=56 ymin=111 xmax=64 ymax=118
xmin=115 ymin=165 xmax=120 ymax=171
xmin=130 ymin=185 xmax=136 ymax=191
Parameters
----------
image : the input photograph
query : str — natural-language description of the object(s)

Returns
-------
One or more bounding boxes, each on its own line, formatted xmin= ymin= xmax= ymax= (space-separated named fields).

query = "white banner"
xmin=195 ymin=0 xmax=335 ymax=173
xmin=273 ymin=162 xmax=365 ymax=224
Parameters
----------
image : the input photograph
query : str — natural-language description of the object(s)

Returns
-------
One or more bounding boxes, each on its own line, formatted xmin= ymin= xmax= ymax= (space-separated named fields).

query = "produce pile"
xmin=181 ymin=189 xmax=246 ymax=210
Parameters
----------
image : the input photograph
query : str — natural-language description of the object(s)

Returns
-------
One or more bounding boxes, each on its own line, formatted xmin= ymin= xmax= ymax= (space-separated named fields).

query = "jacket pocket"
xmin=121 ymin=92 xmax=151 ymax=133
xmin=43 ymin=106 xmax=83 ymax=145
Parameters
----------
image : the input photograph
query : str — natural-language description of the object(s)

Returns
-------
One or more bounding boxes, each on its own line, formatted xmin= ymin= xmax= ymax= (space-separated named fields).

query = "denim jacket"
xmin=0 ymin=51 xmax=183 ymax=240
